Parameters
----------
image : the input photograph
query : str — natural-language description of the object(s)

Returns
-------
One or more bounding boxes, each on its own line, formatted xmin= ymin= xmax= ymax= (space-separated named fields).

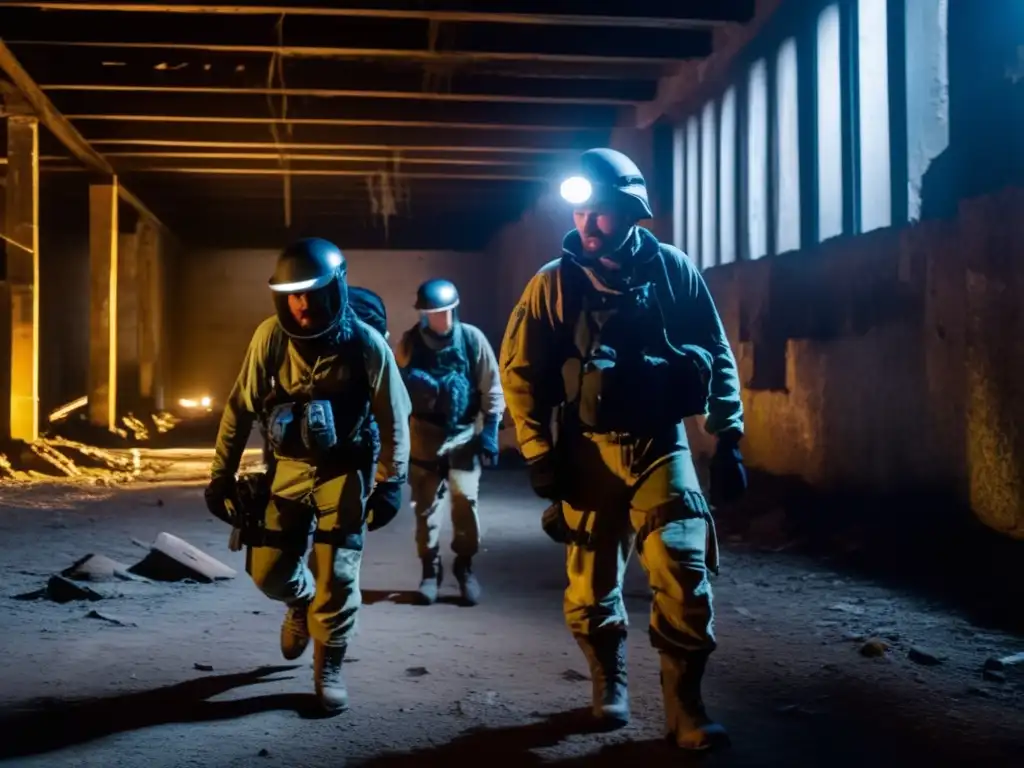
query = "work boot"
xmin=574 ymin=631 xmax=630 ymax=729
xmin=280 ymin=601 xmax=311 ymax=661
xmin=453 ymin=556 xmax=481 ymax=606
xmin=659 ymin=651 xmax=729 ymax=751
xmin=415 ymin=556 xmax=443 ymax=605
xmin=313 ymin=640 xmax=349 ymax=713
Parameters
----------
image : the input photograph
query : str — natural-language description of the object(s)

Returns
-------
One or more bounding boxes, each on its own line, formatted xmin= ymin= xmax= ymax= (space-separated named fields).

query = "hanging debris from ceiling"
xmin=366 ymin=154 xmax=409 ymax=242
xmin=265 ymin=13 xmax=292 ymax=228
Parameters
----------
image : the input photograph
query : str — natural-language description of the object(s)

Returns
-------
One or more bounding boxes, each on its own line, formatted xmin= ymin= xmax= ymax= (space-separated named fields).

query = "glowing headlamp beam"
xmin=560 ymin=176 xmax=592 ymax=205
xmin=269 ymin=277 xmax=320 ymax=293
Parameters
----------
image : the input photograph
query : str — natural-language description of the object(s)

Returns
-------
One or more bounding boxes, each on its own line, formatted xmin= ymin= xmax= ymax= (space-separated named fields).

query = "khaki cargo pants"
xmin=246 ymin=458 xmax=371 ymax=648
xmin=560 ymin=433 xmax=719 ymax=653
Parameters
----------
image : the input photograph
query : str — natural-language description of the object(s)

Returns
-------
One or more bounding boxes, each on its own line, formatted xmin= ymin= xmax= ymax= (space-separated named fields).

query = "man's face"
xmin=424 ymin=309 xmax=454 ymax=335
xmin=573 ymin=204 xmax=631 ymax=255
xmin=287 ymin=290 xmax=331 ymax=330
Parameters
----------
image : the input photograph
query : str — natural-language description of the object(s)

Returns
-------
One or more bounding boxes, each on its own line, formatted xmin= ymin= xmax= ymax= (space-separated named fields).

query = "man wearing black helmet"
xmin=395 ymin=279 xmax=504 ymax=607
xmin=500 ymin=148 xmax=747 ymax=751
xmin=205 ymin=238 xmax=411 ymax=713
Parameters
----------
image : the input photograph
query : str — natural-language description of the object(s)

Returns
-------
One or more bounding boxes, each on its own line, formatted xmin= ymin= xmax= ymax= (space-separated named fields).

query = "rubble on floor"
xmin=12 ymin=534 xmax=235 ymax=605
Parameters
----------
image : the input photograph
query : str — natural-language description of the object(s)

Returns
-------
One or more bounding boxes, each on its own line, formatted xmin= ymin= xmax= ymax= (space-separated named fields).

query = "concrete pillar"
xmin=116 ymin=229 xmax=139 ymax=410
xmin=136 ymin=220 xmax=159 ymax=411
xmin=0 ymin=113 xmax=40 ymax=443
xmin=88 ymin=180 xmax=118 ymax=431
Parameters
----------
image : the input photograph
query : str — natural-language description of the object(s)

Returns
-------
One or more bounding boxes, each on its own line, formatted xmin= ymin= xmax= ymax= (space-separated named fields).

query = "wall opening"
xmin=857 ymin=0 xmax=893 ymax=232
xmin=719 ymin=86 xmax=738 ymax=264
xmin=686 ymin=115 xmax=701 ymax=265
xmin=775 ymin=36 xmax=802 ymax=253
xmin=817 ymin=3 xmax=845 ymax=240
xmin=701 ymin=100 xmax=719 ymax=267
xmin=747 ymin=58 xmax=770 ymax=260
xmin=672 ymin=125 xmax=685 ymax=249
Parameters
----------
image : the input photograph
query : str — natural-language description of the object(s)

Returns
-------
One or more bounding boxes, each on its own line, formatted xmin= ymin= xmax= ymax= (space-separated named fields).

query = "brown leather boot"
xmin=659 ymin=651 xmax=729 ymax=751
xmin=279 ymin=601 xmax=310 ymax=661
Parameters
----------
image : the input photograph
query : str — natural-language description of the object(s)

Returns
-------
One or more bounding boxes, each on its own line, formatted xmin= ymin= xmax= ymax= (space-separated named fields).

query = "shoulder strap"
xmin=557 ymin=256 xmax=587 ymax=357
xmin=460 ymin=323 xmax=481 ymax=377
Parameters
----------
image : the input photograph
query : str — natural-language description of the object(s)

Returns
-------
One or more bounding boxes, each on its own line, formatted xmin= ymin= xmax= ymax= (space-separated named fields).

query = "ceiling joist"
xmin=46 ymin=166 xmax=549 ymax=182
xmin=4 ymin=39 xmax=685 ymax=67
xmin=62 ymin=114 xmax=594 ymax=132
xmin=85 ymin=138 xmax=572 ymax=154
xmin=40 ymin=83 xmax=639 ymax=106
xmin=0 ymin=2 xmax=756 ymax=30
xmin=0 ymin=38 xmax=171 ymax=236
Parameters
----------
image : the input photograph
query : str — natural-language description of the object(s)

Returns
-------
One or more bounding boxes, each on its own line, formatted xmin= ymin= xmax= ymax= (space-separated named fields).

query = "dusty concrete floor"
xmin=0 ymin=453 xmax=1021 ymax=768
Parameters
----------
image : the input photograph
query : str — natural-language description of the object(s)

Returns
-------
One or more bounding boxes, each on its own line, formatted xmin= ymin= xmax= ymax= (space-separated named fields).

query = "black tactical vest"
xmin=407 ymin=324 xmax=481 ymax=427
xmin=262 ymin=323 xmax=376 ymax=468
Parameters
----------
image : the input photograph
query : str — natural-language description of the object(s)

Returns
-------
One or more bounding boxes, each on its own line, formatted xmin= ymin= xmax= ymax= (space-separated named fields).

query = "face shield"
xmin=269 ymin=248 xmax=347 ymax=340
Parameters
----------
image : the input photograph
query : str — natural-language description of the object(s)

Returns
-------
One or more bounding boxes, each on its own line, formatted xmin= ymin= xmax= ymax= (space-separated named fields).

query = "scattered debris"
xmin=62 ymin=553 xmax=142 ymax=583
xmin=46 ymin=575 xmax=104 ymax=604
xmin=735 ymin=606 xmax=756 ymax=619
xmin=908 ymin=646 xmax=945 ymax=666
xmin=258 ymin=748 xmax=270 ymax=757
xmin=128 ymin=532 xmax=237 ymax=583
xmin=194 ymin=663 xmax=214 ymax=672
xmin=561 ymin=669 xmax=588 ymax=682
xmin=859 ymin=638 xmax=889 ymax=658
xmin=85 ymin=610 xmax=136 ymax=627
xmin=982 ymin=669 xmax=1007 ymax=684
xmin=406 ymin=666 xmax=430 ymax=678
xmin=982 ymin=652 xmax=1024 ymax=672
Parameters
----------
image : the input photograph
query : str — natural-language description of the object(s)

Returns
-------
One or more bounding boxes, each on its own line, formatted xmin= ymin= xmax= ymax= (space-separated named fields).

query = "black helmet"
xmin=269 ymin=237 xmax=348 ymax=340
xmin=561 ymin=147 xmax=653 ymax=221
xmin=414 ymin=279 xmax=460 ymax=313
xmin=349 ymin=286 xmax=389 ymax=339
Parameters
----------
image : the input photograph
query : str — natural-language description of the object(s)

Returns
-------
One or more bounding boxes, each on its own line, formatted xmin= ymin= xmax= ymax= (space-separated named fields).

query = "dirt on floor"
xmin=0 ymin=453 xmax=1021 ymax=768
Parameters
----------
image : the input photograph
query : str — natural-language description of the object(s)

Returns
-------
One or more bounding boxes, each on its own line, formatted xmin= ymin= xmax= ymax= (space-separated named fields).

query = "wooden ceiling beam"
xmin=1 ymin=2 xmax=754 ymax=30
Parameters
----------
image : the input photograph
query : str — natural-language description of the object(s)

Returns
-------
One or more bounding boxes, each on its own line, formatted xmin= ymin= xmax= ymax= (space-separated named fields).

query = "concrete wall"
xmin=167 ymin=248 xmax=495 ymax=404
xmin=706 ymin=189 xmax=1024 ymax=540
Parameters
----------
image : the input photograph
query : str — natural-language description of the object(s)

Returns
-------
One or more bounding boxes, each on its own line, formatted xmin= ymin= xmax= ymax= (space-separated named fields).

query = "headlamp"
xmin=560 ymin=176 xmax=593 ymax=205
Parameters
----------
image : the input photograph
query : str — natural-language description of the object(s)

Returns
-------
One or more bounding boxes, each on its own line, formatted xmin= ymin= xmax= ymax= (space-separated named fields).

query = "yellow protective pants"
xmin=409 ymin=419 xmax=482 ymax=561
xmin=560 ymin=433 xmax=719 ymax=653
xmin=247 ymin=459 xmax=370 ymax=648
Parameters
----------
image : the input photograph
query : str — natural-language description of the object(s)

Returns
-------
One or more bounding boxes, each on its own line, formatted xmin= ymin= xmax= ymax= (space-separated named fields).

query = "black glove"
xmin=204 ymin=475 xmax=237 ymax=525
xmin=479 ymin=415 xmax=501 ymax=468
xmin=527 ymin=452 xmax=561 ymax=501
xmin=366 ymin=480 xmax=404 ymax=532
xmin=709 ymin=432 xmax=748 ymax=507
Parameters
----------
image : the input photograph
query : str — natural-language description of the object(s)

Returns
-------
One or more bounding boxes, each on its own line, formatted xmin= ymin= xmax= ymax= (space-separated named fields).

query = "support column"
xmin=116 ymin=228 xmax=139 ymax=411
xmin=88 ymin=180 xmax=118 ymax=431
xmin=1 ymin=113 xmax=41 ymax=443
xmin=136 ymin=220 xmax=158 ymax=411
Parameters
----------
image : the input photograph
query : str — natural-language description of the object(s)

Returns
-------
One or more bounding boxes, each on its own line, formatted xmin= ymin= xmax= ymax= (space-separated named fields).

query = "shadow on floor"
xmin=713 ymin=467 xmax=1024 ymax=635
xmin=0 ymin=665 xmax=330 ymax=761
xmin=361 ymin=590 xmax=471 ymax=608
xmin=349 ymin=680 xmax=1024 ymax=768
xmin=350 ymin=709 xmax=671 ymax=768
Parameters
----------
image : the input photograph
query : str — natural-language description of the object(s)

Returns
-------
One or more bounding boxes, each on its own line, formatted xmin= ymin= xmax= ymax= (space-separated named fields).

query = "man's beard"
xmin=581 ymin=227 xmax=633 ymax=258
